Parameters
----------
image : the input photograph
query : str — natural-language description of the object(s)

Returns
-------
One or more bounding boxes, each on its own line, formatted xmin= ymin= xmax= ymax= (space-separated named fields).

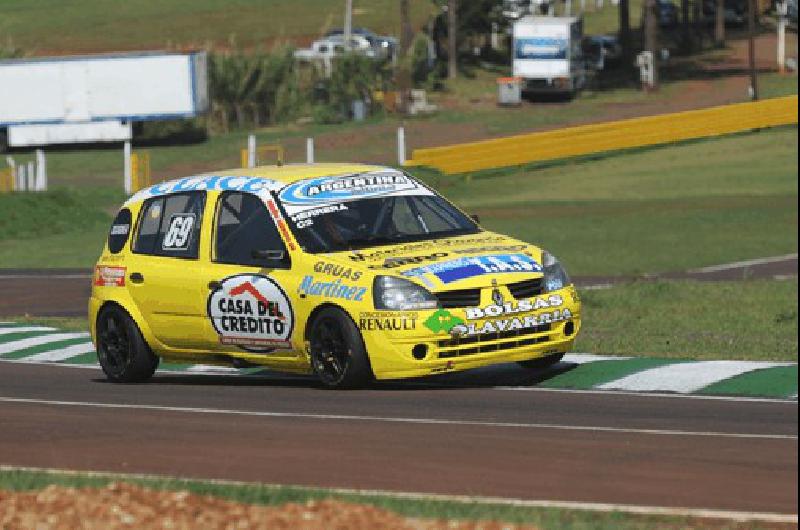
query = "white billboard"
xmin=0 ymin=51 xmax=208 ymax=138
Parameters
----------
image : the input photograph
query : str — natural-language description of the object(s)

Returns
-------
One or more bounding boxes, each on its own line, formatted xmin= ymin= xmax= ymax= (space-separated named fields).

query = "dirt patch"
xmin=0 ymin=482 xmax=540 ymax=530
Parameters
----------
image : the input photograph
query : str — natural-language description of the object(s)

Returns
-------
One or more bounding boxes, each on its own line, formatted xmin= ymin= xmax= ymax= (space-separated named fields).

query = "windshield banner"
xmin=278 ymin=170 xmax=432 ymax=216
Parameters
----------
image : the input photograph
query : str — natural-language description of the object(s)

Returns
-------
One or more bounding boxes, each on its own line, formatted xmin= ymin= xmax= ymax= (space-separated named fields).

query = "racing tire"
xmin=308 ymin=307 xmax=373 ymax=389
xmin=517 ymin=352 xmax=565 ymax=371
xmin=96 ymin=305 xmax=159 ymax=383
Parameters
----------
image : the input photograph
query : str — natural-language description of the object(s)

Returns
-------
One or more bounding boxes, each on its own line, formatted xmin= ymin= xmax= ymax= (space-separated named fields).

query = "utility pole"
xmin=715 ymin=0 xmax=726 ymax=45
xmin=644 ymin=0 xmax=659 ymax=89
xmin=777 ymin=0 xmax=788 ymax=73
xmin=619 ymin=0 xmax=631 ymax=60
xmin=448 ymin=0 xmax=458 ymax=79
xmin=397 ymin=0 xmax=412 ymax=114
xmin=747 ymin=0 xmax=759 ymax=99
xmin=344 ymin=0 xmax=353 ymax=51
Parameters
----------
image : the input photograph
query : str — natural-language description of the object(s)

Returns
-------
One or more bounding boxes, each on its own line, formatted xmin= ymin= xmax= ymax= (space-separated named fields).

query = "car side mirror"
xmin=470 ymin=214 xmax=481 ymax=224
xmin=251 ymin=249 xmax=286 ymax=262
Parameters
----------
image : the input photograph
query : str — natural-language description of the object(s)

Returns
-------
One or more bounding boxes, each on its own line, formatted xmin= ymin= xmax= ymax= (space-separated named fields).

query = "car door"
xmin=125 ymin=190 xmax=212 ymax=350
xmin=197 ymin=190 xmax=304 ymax=357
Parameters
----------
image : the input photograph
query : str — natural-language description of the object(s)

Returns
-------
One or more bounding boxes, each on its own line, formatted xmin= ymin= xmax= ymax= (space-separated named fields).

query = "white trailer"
xmin=512 ymin=16 xmax=585 ymax=95
xmin=0 ymin=51 xmax=208 ymax=148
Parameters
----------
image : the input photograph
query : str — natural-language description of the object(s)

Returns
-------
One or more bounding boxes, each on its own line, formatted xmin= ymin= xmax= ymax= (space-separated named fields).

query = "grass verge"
xmin=575 ymin=279 xmax=799 ymax=360
xmin=0 ymin=467 xmax=791 ymax=529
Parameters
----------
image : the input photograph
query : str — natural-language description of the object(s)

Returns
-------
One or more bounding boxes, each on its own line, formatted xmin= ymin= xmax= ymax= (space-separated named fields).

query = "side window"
xmin=133 ymin=192 xmax=205 ymax=258
xmin=107 ymin=208 xmax=132 ymax=254
xmin=214 ymin=192 xmax=289 ymax=267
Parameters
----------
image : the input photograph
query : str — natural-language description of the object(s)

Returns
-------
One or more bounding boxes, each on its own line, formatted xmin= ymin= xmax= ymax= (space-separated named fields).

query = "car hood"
xmin=319 ymin=231 xmax=545 ymax=291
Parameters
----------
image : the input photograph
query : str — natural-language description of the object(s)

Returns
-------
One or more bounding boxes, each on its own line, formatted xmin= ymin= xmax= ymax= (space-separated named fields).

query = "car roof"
xmin=123 ymin=162 xmax=392 ymax=205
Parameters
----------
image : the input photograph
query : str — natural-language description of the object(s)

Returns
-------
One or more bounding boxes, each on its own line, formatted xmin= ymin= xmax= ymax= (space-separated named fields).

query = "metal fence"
xmin=405 ymin=96 xmax=799 ymax=174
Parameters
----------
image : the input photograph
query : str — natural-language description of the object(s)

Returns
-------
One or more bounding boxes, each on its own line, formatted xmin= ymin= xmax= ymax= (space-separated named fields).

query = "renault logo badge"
xmin=492 ymin=287 xmax=504 ymax=306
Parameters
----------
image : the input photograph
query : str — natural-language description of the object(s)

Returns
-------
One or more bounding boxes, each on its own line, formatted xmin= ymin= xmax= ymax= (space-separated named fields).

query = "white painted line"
xmin=578 ymin=283 xmax=614 ymax=290
xmin=0 ymin=333 xmax=91 ymax=356
xmin=562 ymin=353 xmax=631 ymax=364
xmin=0 ymin=465 xmax=796 ymax=523
xmin=494 ymin=386 xmax=799 ymax=403
xmin=21 ymin=342 xmax=96 ymax=363
xmin=598 ymin=361 xmax=793 ymax=394
xmin=186 ymin=365 xmax=242 ymax=374
xmin=0 ymin=396 xmax=795 ymax=440
xmin=688 ymin=253 xmax=798 ymax=273
xmin=0 ymin=326 xmax=57 ymax=335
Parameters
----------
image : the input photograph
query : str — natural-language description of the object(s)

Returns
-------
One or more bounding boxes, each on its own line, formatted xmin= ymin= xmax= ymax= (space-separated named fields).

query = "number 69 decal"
xmin=162 ymin=213 xmax=196 ymax=250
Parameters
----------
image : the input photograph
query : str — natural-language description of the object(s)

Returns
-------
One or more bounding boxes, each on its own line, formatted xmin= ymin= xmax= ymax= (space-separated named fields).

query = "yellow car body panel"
xmin=90 ymin=164 xmax=581 ymax=381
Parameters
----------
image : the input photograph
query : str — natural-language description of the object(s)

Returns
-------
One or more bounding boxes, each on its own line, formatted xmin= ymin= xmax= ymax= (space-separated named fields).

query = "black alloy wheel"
xmin=309 ymin=308 xmax=372 ymax=389
xmin=96 ymin=305 xmax=158 ymax=383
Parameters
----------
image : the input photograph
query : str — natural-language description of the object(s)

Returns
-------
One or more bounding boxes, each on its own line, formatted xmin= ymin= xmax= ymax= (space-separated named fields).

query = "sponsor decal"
xmin=403 ymin=254 xmax=541 ymax=284
xmin=266 ymin=199 xmax=297 ymax=252
xmin=130 ymin=176 xmax=282 ymax=203
xmin=367 ymin=253 xmax=449 ymax=270
xmin=465 ymin=294 xmax=564 ymax=320
xmin=347 ymin=235 xmax=510 ymax=262
xmin=314 ymin=261 xmax=362 ymax=281
xmin=208 ymin=274 xmax=294 ymax=351
xmin=423 ymin=309 xmax=465 ymax=334
xmin=452 ymin=244 xmax=527 ymax=255
xmin=109 ymin=224 xmax=129 ymax=236
xmin=358 ymin=315 xmax=417 ymax=331
xmin=450 ymin=309 xmax=572 ymax=337
xmin=298 ymin=275 xmax=367 ymax=301
xmin=451 ymin=293 xmax=570 ymax=338
xmin=94 ymin=266 xmax=126 ymax=287
xmin=290 ymin=203 xmax=348 ymax=229
xmin=279 ymin=170 xmax=421 ymax=208
xmin=161 ymin=213 xmax=195 ymax=251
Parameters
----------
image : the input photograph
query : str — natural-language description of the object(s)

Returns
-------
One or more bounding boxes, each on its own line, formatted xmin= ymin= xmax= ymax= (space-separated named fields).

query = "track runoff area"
xmin=0 ymin=322 xmax=797 ymax=523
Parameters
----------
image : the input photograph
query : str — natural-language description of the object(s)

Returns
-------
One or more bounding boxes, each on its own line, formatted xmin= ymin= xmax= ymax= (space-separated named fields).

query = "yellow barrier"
xmin=406 ymin=96 xmax=799 ymax=174
xmin=0 ymin=168 xmax=14 ymax=193
xmin=131 ymin=151 xmax=152 ymax=192
xmin=241 ymin=144 xmax=285 ymax=168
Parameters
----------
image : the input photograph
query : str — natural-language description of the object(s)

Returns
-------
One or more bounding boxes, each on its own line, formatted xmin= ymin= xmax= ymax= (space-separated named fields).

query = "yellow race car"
xmin=89 ymin=163 xmax=581 ymax=388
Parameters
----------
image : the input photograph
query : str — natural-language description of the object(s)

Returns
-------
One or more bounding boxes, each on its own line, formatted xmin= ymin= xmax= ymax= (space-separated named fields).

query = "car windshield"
xmin=276 ymin=172 xmax=480 ymax=253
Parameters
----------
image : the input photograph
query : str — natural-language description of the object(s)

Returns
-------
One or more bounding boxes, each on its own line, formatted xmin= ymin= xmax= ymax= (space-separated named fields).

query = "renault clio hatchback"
xmin=90 ymin=164 xmax=581 ymax=388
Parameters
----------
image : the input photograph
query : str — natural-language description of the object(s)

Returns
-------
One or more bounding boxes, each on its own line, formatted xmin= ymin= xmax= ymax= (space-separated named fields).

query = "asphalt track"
xmin=0 ymin=253 xmax=796 ymax=317
xmin=0 ymin=362 xmax=796 ymax=516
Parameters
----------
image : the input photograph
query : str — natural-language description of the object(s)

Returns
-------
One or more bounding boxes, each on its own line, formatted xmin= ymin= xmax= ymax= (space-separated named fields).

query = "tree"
xmin=448 ymin=0 xmax=458 ymax=79
xmin=619 ymin=0 xmax=632 ymax=60
xmin=715 ymin=0 xmax=726 ymax=45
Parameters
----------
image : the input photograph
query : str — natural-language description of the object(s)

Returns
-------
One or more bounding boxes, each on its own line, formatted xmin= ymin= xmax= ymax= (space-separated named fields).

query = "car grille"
xmin=507 ymin=278 xmax=544 ymax=299
xmin=435 ymin=277 xmax=544 ymax=309
xmin=437 ymin=323 xmax=552 ymax=358
xmin=436 ymin=288 xmax=481 ymax=308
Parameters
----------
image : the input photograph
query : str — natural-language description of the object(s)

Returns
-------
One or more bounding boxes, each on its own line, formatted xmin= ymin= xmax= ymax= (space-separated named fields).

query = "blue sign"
xmin=515 ymin=38 xmax=567 ymax=60
xmin=402 ymin=254 xmax=542 ymax=284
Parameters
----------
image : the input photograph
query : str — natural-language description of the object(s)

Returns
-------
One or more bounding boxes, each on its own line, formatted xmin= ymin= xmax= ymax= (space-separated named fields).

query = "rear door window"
xmin=214 ymin=191 xmax=289 ymax=267
xmin=133 ymin=192 xmax=205 ymax=259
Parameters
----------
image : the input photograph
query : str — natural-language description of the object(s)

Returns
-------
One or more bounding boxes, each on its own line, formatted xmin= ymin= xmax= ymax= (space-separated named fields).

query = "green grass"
xmin=575 ymin=279 xmax=799 ymax=360
xmin=410 ymin=127 xmax=798 ymax=276
xmin=4 ymin=316 xmax=89 ymax=332
xmin=0 ymin=0 xmax=436 ymax=53
xmin=0 ymin=468 xmax=786 ymax=530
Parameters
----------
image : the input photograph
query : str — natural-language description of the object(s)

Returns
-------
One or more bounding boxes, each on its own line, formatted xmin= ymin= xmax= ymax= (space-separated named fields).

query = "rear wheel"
xmin=96 ymin=305 xmax=159 ymax=383
xmin=517 ymin=352 xmax=565 ymax=371
xmin=308 ymin=307 xmax=372 ymax=389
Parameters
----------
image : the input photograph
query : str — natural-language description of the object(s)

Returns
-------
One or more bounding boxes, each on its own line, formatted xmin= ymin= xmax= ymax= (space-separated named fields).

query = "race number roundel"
xmin=208 ymin=274 xmax=294 ymax=351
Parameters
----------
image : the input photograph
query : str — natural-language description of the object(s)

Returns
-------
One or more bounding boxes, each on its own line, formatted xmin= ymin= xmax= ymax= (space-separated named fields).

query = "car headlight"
xmin=542 ymin=251 xmax=571 ymax=292
xmin=373 ymin=276 xmax=438 ymax=310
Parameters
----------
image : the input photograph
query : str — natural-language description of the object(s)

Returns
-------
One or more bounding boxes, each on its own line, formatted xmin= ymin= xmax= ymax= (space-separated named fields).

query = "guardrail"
xmin=405 ymin=96 xmax=799 ymax=174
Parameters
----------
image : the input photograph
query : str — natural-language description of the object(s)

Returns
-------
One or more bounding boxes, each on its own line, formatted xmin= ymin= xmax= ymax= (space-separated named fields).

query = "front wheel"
xmin=96 ymin=305 xmax=159 ymax=383
xmin=308 ymin=308 xmax=372 ymax=389
xmin=517 ymin=352 xmax=565 ymax=371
